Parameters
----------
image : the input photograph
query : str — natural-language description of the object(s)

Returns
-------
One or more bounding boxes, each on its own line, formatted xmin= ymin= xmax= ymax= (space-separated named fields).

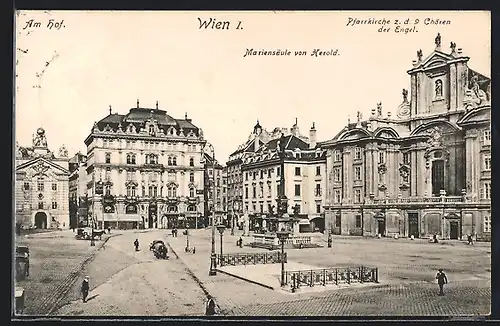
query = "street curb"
xmin=39 ymin=234 xmax=118 ymax=316
xmin=217 ymin=269 xmax=275 ymax=290
xmin=166 ymin=242 xmax=225 ymax=315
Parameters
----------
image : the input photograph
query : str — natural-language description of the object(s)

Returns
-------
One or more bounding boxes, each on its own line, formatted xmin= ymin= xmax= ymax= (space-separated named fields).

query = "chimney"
xmin=137 ymin=99 xmax=140 ymax=108
xmin=109 ymin=105 xmax=112 ymax=115
xmin=156 ymin=101 xmax=159 ymax=110
xmin=309 ymin=122 xmax=317 ymax=149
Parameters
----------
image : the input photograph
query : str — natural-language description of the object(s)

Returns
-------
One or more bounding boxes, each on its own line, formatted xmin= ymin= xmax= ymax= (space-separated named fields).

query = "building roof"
xmin=93 ymin=107 xmax=201 ymax=137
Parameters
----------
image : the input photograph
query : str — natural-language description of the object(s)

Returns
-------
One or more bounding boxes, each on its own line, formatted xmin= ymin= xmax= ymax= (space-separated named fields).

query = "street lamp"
xmin=185 ymin=223 xmax=190 ymax=251
xmin=217 ymin=224 xmax=226 ymax=259
xmin=276 ymin=229 xmax=290 ymax=286
xmin=206 ymin=142 xmax=218 ymax=276
xmin=231 ymin=200 xmax=239 ymax=236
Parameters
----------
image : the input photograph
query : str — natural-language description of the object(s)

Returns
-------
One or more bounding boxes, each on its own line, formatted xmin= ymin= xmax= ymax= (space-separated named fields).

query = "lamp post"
xmin=276 ymin=133 xmax=289 ymax=233
xmin=206 ymin=143 xmax=218 ymax=276
xmin=90 ymin=174 xmax=97 ymax=246
xmin=231 ymin=200 xmax=239 ymax=236
xmin=217 ymin=224 xmax=226 ymax=258
xmin=276 ymin=229 xmax=290 ymax=286
xmin=185 ymin=223 xmax=190 ymax=251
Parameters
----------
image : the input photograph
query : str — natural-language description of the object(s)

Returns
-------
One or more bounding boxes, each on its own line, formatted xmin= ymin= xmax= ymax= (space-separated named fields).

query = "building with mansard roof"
xmin=321 ymin=34 xmax=491 ymax=241
xmin=202 ymin=153 xmax=225 ymax=227
xmin=227 ymin=119 xmax=327 ymax=233
xmin=83 ymin=100 xmax=207 ymax=230
xmin=15 ymin=128 xmax=70 ymax=229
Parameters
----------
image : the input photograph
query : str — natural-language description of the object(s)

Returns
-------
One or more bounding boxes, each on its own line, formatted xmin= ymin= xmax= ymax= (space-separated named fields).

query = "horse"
xmin=92 ymin=230 xmax=106 ymax=240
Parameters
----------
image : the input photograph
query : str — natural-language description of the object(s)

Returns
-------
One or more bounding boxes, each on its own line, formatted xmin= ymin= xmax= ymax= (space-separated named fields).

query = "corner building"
xmin=15 ymin=128 xmax=70 ymax=229
xmin=322 ymin=35 xmax=491 ymax=241
xmin=84 ymin=101 xmax=206 ymax=229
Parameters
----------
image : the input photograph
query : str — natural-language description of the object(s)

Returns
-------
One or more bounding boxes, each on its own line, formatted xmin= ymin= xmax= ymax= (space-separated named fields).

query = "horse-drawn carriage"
xmin=150 ymin=240 xmax=168 ymax=259
xmin=75 ymin=228 xmax=106 ymax=241
xmin=15 ymin=246 xmax=29 ymax=281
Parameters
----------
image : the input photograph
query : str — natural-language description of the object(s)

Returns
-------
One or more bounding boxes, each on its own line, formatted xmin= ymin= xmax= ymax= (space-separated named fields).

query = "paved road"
xmin=166 ymin=228 xmax=491 ymax=316
xmin=54 ymin=230 xmax=207 ymax=316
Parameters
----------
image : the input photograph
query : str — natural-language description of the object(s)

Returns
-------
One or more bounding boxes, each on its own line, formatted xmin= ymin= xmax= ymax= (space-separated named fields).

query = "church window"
xmin=354 ymin=147 xmax=362 ymax=160
xmin=52 ymin=183 xmax=57 ymax=191
xmin=52 ymin=201 xmax=58 ymax=209
xmin=24 ymin=182 xmax=30 ymax=190
xmin=38 ymin=202 xmax=44 ymax=209
xmin=190 ymin=172 xmax=195 ymax=182
xmin=37 ymin=181 xmax=44 ymax=191
xmin=189 ymin=187 xmax=195 ymax=197
xmin=484 ymin=155 xmax=491 ymax=171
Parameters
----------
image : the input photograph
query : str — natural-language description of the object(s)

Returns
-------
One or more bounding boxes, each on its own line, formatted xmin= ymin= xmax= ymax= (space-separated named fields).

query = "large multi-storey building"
xmin=228 ymin=120 xmax=327 ymax=233
xmin=83 ymin=101 xmax=207 ymax=230
xmin=68 ymin=152 xmax=88 ymax=228
xmin=15 ymin=128 xmax=70 ymax=229
xmin=322 ymin=34 xmax=491 ymax=241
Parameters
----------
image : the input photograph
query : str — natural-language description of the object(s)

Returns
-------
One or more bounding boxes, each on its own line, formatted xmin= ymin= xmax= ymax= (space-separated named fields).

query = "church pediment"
xmin=16 ymin=157 xmax=70 ymax=176
xmin=421 ymin=52 xmax=452 ymax=69
xmin=457 ymin=107 xmax=491 ymax=126
xmin=410 ymin=120 xmax=460 ymax=137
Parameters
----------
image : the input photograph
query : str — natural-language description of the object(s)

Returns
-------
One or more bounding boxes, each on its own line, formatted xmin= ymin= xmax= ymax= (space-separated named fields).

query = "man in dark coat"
xmin=81 ymin=276 xmax=90 ymax=302
xmin=205 ymin=296 xmax=217 ymax=315
xmin=436 ymin=268 xmax=448 ymax=296
xmin=134 ymin=239 xmax=140 ymax=251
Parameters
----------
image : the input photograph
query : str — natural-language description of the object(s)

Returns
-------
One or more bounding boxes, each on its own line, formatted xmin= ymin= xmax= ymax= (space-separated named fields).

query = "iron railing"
xmin=285 ymin=266 xmax=378 ymax=290
xmin=216 ymin=251 xmax=287 ymax=267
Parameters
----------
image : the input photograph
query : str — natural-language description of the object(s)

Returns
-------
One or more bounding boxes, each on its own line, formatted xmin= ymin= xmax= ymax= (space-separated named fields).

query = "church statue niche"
xmin=434 ymin=80 xmax=443 ymax=99
xmin=58 ymin=144 xmax=68 ymax=157
xmin=33 ymin=128 xmax=48 ymax=147
xmin=426 ymin=127 xmax=444 ymax=148
xmin=435 ymin=33 xmax=441 ymax=48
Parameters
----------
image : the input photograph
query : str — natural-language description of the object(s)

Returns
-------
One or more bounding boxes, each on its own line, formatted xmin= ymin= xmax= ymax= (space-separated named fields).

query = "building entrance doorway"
xmin=377 ymin=219 xmax=386 ymax=236
xmin=408 ymin=213 xmax=419 ymax=238
xmin=450 ymin=221 xmax=459 ymax=240
xmin=35 ymin=212 xmax=47 ymax=229
xmin=148 ymin=202 xmax=157 ymax=229
xmin=432 ymin=159 xmax=445 ymax=196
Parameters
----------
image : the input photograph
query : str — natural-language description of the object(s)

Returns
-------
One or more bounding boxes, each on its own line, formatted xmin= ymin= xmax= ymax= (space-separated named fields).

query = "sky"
xmin=15 ymin=11 xmax=490 ymax=163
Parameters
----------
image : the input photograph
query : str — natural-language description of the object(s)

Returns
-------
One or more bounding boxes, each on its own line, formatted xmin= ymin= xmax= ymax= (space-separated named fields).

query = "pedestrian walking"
xmin=467 ymin=234 xmax=473 ymax=245
xmin=435 ymin=268 xmax=448 ymax=296
xmin=205 ymin=296 xmax=217 ymax=315
xmin=134 ymin=239 xmax=140 ymax=251
xmin=81 ymin=276 xmax=90 ymax=303
xmin=192 ymin=247 xmax=196 ymax=254
xmin=107 ymin=227 xmax=111 ymax=234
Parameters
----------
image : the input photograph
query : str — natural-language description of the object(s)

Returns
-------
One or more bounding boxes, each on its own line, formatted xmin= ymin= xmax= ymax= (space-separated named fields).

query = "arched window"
xmin=189 ymin=172 xmax=195 ymax=182
xmin=172 ymin=157 xmax=177 ymax=166
xmin=189 ymin=187 xmax=195 ymax=197
xmin=435 ymin=79 xmax=443 ymax=98
xmin=167 ymin=157 xmax=172 ymax=166
xmin=149 ymin=185 xmax=158 ymax=197
xmin=131 ymin=154 xmax=136 ymax=164
xmin=168 ymin=205 xmax=178 ymax=213
xmin=167 ymin=186 xmax=177 ymax=198
xmin=189 ymin=157 xmax=194 ymax=167
xmin=105 ymin=153 xmax=111 ymax=164
xmin=187 ymin=205 xmax=197 ymax=212
xmin=126 ymin=154 xmax=131 ymax=164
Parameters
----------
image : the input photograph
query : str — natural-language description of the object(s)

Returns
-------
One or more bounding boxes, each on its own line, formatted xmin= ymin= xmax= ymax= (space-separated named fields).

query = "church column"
xmin=372 ymin=148 xmax=378 ymax=195
xmin=449 ymin=63 xmax=458 ymax=111
xmin=418 ymin=73 xmax=427 ymax=114
xmin=410 ymin=75 xmax=418 ymax=116
xmin=410 ymin=148 xmax=417 ymax=197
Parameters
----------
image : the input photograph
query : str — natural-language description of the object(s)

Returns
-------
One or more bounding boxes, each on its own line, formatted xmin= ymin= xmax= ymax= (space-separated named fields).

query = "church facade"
xmin=15 ymin=128 xmax=70 ymax=229
xmin=322 ymin=34 xmax=491 ymax=241
xmin=83 ymin=101 xmax=206 ymax=230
